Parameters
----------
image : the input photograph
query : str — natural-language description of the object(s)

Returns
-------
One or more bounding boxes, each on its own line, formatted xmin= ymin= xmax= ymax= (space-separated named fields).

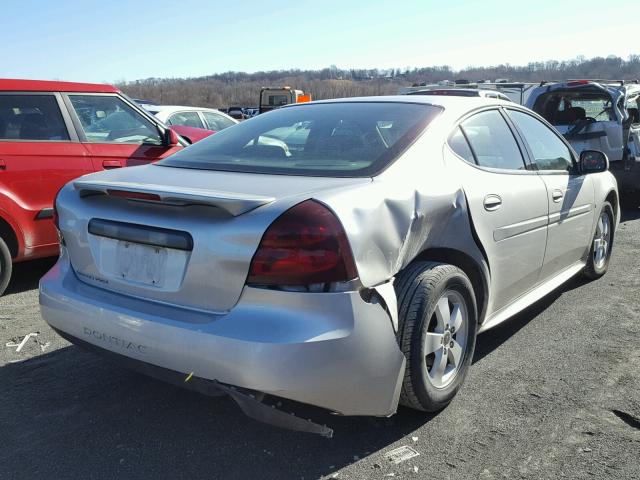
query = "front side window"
xmin=459 ymin=110 xmax=526 ymax=170
xmin=159 ymin=102 xmax=441 ymax=177
xmin=202 ymin=111 xmax=236 ymax=131
xmin=168 ymin=111 xmax=205 ymax=129
xmin=69 ymin=95 xmax=162 ymax=145
xmin=507 ymin=110 xmax=573 ymax=172
xmin=0 ymin=94 xmax=69 ymax=141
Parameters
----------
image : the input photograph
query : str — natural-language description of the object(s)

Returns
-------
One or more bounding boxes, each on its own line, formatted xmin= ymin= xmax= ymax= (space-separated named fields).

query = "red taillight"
xmin=247 ymin=200 xmax=358 ymax=286
xmin=53 ymin=187 xmax=64 ymax=245
xmin=53 ymin=187 xmax=63 ymax=229
xmin=567 ymin=80 xmax=590 ymax=86
xmin=53 ymin=206 xmax=59 ymax=229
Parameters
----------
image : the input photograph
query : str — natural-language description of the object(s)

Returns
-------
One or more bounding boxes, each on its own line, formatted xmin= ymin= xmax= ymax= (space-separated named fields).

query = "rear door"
xmin=63 ymin=93 xmax=180 ymax=171
xmin=506 ymin=108 xmax=595 ymax=280
xmin=0 ymin=92 xmax=91 ymax=250
xmin=447 ymin=109 xmax=549 ymax=313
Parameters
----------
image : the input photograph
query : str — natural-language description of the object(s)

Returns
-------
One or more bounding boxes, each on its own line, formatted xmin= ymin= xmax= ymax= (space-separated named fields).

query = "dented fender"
xmin=314 ymin=139 xmax=490 ymax=322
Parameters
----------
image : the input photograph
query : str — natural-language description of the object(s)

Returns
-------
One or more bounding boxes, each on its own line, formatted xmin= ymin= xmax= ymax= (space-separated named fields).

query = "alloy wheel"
xmin=424 ymin=290 xmax=469 ymax=389
xmin=593 ymin=211 xmax=611 ymax=269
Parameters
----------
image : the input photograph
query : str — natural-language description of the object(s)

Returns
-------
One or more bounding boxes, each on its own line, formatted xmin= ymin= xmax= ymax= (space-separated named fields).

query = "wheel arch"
xmin=411 ymin=247 xmax=489 ymax=325
xmin=0 ymin=214 xmax=20 ymax=259
xmin=605 ymin=189 xmax=619 ymax=224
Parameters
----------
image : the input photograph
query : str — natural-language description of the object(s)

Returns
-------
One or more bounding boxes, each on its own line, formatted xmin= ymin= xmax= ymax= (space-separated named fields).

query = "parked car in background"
xmin=405 ymin=88 xmax=512 ymax=101
xmin=400 ymin=82 xmax=537 ymax=103
xmin=527 ymin=80 xmax=640 ymax=207
xmin=0 ymin=78 xmax=184 ymax=295
xmin=227 ymin=107 xmax=247 ymax=120
xmin=144 ymin=105 xmax=238 ymax=144
xmin=41 ymin=96 xmax=618 ymax=435
xmin=244 ymin=108 xmax=259 ymax=118
xmin=133 ymin=98 xmax=158 ymax=108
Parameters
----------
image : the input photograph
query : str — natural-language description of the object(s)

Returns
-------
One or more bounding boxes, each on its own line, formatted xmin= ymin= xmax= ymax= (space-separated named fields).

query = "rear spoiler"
xmin=73 ymin=180 xmax=275 ymax=216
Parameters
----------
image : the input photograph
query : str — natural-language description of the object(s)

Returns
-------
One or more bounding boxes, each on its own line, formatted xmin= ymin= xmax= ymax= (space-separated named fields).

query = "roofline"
xmin=147 ymin=105 xmax=222 ymax=111
xmin=0 ymin=78 xmax=119 ymax=93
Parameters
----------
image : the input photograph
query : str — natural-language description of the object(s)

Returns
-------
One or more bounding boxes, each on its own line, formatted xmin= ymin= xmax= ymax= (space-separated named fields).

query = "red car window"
xmin=0 ymin=94 xmax=70 ymax=141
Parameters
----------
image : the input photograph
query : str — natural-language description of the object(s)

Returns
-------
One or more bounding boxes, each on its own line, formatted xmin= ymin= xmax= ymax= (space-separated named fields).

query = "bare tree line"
xmin=119 ymin=55 xmax=640 ymax=109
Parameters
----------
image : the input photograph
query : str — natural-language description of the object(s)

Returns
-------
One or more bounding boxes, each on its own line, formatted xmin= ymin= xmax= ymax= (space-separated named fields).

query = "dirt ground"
xmin=1 ymin=211 xmax=639 ymax=480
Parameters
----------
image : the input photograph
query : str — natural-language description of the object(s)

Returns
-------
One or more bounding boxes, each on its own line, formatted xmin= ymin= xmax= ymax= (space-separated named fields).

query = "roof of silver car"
xmin=295 ymin=95 xmax=511 ymax=114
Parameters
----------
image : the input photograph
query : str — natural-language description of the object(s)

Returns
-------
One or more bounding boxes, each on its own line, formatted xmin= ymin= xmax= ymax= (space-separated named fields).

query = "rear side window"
xmin=159 ymin=102 xmax=442 ymax=177
xmin=447 ymin=127 xmax=475 ymax=163
xmin=0 ymin=95 xmax=70 ymax=141
xmin=460 ymin=110 xmax=526 ymax=170
xmin=168 ymin=111 xmax=205 ymax=129
xmin=507 ymin=110 xmax=573 ymax=171
xmin=69 ymin=95 xmax=162 ymax=145
xmin=202 ymin=111 xmax=236 ymax=131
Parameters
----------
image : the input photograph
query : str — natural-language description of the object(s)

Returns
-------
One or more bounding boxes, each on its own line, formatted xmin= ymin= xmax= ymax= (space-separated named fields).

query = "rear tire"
xmin=583 ymin=201 xmax=614 ymax=280
xmin=0 ymin=237 xmax=12 ymax=296
xmin=394 ymin=261 xmax=477 ymax=412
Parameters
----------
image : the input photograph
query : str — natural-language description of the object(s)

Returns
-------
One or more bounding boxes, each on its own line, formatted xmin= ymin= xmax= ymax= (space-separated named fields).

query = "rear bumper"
xmin=39 ymin=252 xmax=405 ymax=416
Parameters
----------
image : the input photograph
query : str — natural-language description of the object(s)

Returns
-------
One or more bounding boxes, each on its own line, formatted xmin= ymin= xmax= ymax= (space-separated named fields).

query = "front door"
xmin=63 ymin=94 xmax=180 ymax=172
xmin=446 ymin=109 xmax=549 ymax=314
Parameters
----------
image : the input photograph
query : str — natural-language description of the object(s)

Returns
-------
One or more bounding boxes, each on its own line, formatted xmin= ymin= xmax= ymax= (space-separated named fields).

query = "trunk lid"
xmin=58 ymin=164 xmax=370 ymax=313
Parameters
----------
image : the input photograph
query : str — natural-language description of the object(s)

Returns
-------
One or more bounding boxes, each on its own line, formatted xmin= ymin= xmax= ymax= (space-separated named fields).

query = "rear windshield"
xmin=532 ymin=89 xmax=615 ymax=125
xmin=159 ymin=102 xmax=441 ymax=176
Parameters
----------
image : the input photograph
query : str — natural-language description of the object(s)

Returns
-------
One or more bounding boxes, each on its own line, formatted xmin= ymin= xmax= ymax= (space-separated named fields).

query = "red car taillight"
xmin=247 ymin=200 xmax=358 ymax=286
xmin=53 ymin=188 xmax=63 ymax=230
xmin=53 ymin=188 xmax=65 ymax=245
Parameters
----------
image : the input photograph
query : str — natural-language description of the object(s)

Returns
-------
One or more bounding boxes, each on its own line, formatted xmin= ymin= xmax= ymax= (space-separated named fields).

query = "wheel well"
xmin=411 ymin=248 xmax=488 ymax=324
xmin=0 ymin=217 xmax=19 ymax=258
xmin=606 ymin=190 xmax=618 ymax=220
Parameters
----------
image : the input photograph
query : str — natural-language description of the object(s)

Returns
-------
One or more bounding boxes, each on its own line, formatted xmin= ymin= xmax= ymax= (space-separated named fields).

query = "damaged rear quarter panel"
xmin=314 ymin=128 xmax=489 ymax=297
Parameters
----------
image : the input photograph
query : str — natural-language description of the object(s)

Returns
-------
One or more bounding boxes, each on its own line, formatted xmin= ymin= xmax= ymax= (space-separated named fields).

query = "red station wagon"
xmin=0 ymin=79 xmax=184 ymax=295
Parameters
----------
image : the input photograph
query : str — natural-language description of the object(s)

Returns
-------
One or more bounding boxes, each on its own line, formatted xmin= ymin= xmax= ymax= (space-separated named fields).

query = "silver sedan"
xmin=40 ymin=96 xmax=618 ymax=434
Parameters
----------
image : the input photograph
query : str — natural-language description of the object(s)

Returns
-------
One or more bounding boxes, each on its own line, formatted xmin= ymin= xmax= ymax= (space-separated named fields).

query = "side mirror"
xmin=163 ymin=127 xmax=181 ymax=147
xmin=580 ymin=150 xmax=608 ymax=174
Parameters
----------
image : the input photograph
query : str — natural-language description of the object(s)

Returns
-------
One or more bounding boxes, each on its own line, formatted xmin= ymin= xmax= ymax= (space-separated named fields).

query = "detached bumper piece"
xmin=215 ymin=382 xmax=333 ymax=438
xmin=53 ymin=328 xmax=333 ymax=438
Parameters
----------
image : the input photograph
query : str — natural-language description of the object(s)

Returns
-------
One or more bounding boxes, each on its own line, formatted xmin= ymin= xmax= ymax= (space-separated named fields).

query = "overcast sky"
xmin=0 ymin=0 xmax=637 ymax=83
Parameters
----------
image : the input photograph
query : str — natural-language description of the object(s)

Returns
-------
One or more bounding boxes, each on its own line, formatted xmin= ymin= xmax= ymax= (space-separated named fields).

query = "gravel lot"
xmin=1 ymin=211 xmax=639 ymax=480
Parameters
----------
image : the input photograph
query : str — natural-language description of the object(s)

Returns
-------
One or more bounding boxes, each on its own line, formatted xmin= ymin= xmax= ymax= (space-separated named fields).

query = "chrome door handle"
xmin=483 ymin=194 xmax=502 ymax=211
xmin=0 ymin=159 xmax=6 ymax=170
xmin=552 ymin=190 xmax=564 ymax=202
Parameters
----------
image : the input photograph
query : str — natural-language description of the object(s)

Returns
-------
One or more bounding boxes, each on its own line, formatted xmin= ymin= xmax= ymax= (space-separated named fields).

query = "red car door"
xmin=63 ymin=94 xmax=181 ymax=171
xmin=0 ymin=93 xmax=92 ymax=256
